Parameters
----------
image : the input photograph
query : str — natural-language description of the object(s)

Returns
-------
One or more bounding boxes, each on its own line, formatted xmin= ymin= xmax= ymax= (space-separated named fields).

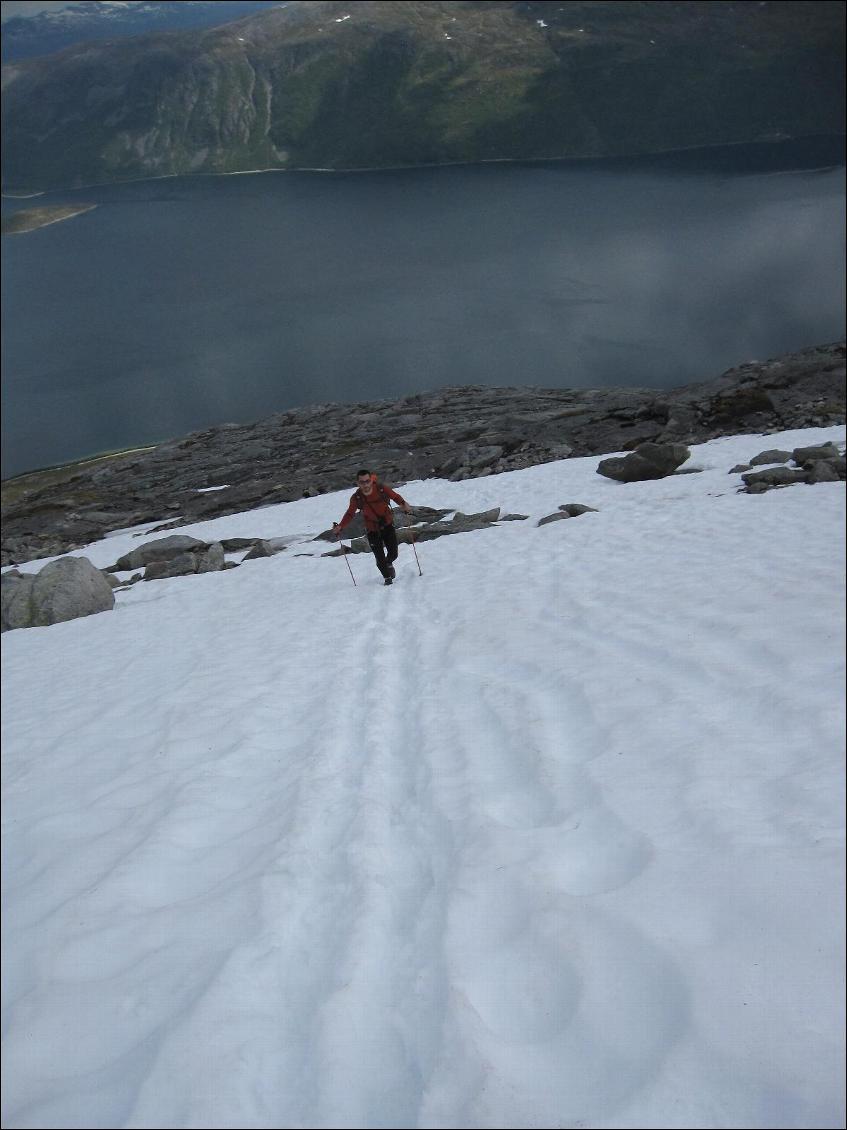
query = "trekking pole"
xmin=403 ymin=509 xmax=423 ymax=577
xmin=334 ymin=525 xmax=357 ymax=586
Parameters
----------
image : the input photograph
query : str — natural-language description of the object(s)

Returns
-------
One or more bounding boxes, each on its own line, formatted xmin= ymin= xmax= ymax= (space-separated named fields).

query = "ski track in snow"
xmin=2 ymin=427 xmax=845 ymax=1129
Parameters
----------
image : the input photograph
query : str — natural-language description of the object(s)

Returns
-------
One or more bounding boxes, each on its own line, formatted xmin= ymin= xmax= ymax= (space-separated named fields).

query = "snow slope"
xmin=2 ymin=427 xmax=845 ymax=1130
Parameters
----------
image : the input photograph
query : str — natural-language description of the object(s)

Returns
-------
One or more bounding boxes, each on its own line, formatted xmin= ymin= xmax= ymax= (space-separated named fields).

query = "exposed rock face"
xmin=2 ymin=340 xmax=844 ymax=566
xmin=1 ymin=556 xmax=115 ymax=632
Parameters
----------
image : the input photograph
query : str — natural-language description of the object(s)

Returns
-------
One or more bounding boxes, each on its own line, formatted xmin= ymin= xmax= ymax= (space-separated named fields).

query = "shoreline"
xmin=2 ymin=135 xmax=844 ymax=197
xmin=5 ymin=337 xmax=845 ymax=484
xmin=2 ymin=203 xmax=98 ymax=234
xmin=3 ymin=444 xmax=161 ymax=486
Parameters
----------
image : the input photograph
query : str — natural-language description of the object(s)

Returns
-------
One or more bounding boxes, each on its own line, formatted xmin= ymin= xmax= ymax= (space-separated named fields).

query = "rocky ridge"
xmin=2 ymin=339 xmax=844 ymax=568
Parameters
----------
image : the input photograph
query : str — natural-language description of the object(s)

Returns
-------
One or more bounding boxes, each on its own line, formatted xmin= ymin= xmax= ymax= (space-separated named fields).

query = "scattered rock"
xmin=220 ymin=537 xmax=261 ymax=552
xmin=741 ymin=466 xmax=808 ymax=489
xmin=323 ymin=507 xmax=502 ymax=555
xmin=243 ymin=538 xmax=289 ymax=561
xmin=111 ymin=534 xmax=208 ymax=572
xmin=738 ymin=443 xmax=845 ymax=493
xmin=538 ymin=502 xmax=599 ymax=525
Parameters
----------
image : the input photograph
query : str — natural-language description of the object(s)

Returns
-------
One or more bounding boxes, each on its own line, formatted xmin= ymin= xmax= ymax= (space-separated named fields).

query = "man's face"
xmin=357 ymin=475 xmax=372 ymax=492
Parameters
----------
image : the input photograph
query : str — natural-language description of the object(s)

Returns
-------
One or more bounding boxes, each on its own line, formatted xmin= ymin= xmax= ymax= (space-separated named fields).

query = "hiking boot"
xmin=387 ymin=565 xmax=396 ymax=579
xmin=383 ymin=576 xmax=393 ymax=586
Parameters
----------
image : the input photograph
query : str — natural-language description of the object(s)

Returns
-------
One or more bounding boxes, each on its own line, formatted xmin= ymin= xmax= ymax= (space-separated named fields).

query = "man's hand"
xmin=331 ymin=522 xmax=340 ymax=541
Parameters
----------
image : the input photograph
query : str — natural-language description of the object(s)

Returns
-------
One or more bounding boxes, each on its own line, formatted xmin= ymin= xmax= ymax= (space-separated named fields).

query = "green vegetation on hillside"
xmin=1 ymin=0 xmax=844 ymax=190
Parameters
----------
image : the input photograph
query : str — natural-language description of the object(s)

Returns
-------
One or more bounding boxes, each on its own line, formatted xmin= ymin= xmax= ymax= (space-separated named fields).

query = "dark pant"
xmin=366 ymin=525 xmax=398 ymax=577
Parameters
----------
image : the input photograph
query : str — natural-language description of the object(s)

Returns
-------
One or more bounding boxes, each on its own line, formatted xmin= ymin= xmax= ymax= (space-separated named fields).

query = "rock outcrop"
xmin=2 ymin=340 xmax=844 ymax=567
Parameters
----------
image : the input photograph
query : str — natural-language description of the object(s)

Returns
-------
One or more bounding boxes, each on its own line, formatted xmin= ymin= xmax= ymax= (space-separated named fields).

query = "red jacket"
xmin=337 ymin=477 xmax=408 ymax=533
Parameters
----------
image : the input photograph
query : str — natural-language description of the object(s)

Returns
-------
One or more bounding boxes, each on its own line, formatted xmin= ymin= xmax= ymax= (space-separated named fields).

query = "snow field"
xmin=2 ymin=426 xmax=845 ymax=1129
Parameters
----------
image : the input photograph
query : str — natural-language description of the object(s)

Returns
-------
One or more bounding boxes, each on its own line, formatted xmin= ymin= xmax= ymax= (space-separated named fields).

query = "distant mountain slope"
xmin=2 ymin=0 xmax=845 ymax=191
xmin=0 ymin=2 xmax=282 ymax=63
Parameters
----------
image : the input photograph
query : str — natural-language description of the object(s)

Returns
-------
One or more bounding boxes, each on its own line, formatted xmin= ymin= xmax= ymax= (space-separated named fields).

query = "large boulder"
xmin=111 ymin=535 xmax=208 ymax=572
xmin=597 ymin=443 xmax=690 ymax=482
xmin=142 ymin=542 xmax=225 ymax=580
xmin=1 ymin=556 xmax=114 ymax=632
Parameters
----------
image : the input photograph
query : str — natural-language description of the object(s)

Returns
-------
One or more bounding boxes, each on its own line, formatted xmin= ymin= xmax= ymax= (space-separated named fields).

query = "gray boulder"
xmin=243 ymin=539 xmax=288 ymax=561
xmin=196 ymin=543 xmax=226 ymax=573
xmin=112 ymin=535 xmax=208 ymax=572
xmin=2 ymin=556 xmax=114 ymax=632
xmin=792 ymin=443 xmax=842 ymax=466
xmin=597 ymin=443 xmax=690 ymax=482
xmin=220 ymin=537 xmax=261 ymax=552
xmin=142 ymin=542 xmax=225 ymax=581
xmin=465 ymin=444 xmax=504 ymax=471
xmin=741 ymin=466 xmax=808 ymax=489
xmin=749 ymin=449 xmax=793 ymax=466
xmin=2 ymin=570 xmax=34 ymax=632
xmin=407 ymin=508 xmax=502 ymax=542
xmin=807 ymin=460 xmax=843 ymax=483
xmin=447 ymin=508 xmax=501 ymax=529
xmin=538 ymin=503 xmax=599 ymax=527
xmin=143 ymin=553 xmax=196 ymax=580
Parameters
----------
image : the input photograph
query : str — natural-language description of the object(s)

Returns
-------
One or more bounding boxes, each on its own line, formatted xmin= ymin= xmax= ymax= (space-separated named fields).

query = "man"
xmin=333 ymin=469 xmax=411 ymax=584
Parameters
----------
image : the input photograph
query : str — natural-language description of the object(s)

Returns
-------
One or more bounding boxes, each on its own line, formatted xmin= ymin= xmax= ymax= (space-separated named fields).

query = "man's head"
xmin=356 ymin=469 xmax=373 ymax=489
